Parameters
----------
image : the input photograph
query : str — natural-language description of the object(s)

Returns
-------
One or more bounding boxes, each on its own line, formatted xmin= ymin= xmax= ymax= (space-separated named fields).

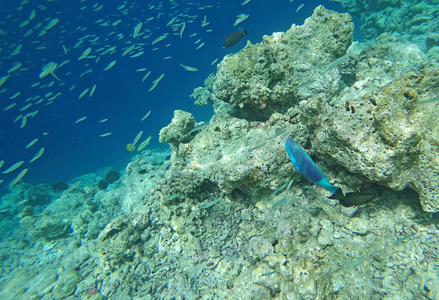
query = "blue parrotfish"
xmin=285 ymin=139 xmax=339 ymax=194
xmin=285 ymin=138 xmax=375 ymax=207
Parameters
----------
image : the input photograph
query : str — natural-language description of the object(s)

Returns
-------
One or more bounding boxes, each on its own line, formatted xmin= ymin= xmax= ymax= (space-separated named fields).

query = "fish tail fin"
xmin=328 ymin=187 xmax=344 ymax=200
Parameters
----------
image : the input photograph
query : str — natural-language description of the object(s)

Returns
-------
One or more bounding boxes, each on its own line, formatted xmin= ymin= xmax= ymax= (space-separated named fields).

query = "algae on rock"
xmin=213 ymin=6 xmax=353 ymax=120
xmin=306 ymin=63 xmax=439 ymax=212
xmin=190 ymin=6 xmax=439 ymax=212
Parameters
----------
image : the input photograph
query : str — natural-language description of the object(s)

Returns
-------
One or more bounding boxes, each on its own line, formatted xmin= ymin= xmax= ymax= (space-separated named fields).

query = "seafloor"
xmin=1 ymin=5 xmax=439 ymax=300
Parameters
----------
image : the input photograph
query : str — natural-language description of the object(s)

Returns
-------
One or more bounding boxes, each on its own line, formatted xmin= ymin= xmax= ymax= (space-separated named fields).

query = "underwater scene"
xmin=1 ymin=0 xmax=439 ymax=299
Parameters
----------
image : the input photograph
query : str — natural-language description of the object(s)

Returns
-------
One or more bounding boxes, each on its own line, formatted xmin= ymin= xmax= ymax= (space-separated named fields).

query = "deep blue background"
xmin=0 ymin=0 xmax=358 ymax=194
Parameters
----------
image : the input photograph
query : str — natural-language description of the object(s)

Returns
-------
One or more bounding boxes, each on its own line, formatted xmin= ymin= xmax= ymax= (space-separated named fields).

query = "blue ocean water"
xmin=0 ymin=0 xmax=354 ymax=193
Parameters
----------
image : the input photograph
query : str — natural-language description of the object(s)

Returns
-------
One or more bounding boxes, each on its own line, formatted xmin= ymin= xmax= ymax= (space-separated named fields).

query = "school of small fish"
xmin=0 ymin=0 xmax=304 ymax=187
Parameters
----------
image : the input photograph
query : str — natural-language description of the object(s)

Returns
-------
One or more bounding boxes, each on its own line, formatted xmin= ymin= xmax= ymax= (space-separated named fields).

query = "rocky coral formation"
xmin=211 ymin=6 xmax=353 ymax=120
xmin=158 ymin=109 xmax=332 ymax=206
xmin=307 ymin=62 xmax=439 ymax=212
xmin=2 ymin=145 xmax=438 ymax=299
xmin=192 ymin=6 xmax=438 ymax=211
xmin=159 ymin=110 xmax=196 ymax=149
xmin=341 ymin=0 xmax=439 ymax=52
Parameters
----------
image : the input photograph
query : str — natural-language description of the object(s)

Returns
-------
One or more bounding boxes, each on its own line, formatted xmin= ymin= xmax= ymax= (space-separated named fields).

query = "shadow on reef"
xmin=98 ymin=171 xmax=120 ymax=190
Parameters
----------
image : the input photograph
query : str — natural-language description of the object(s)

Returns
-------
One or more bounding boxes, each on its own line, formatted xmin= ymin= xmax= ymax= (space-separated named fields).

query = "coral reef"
xmin=159 ymin=110 xmax=196 ymax=149
xmin=211 ymin=6 xmax=353 ymax=120
xmin=341 ymin=0 xmax=439 ymax=52
xmin=307 ymin=62 xmax=439 ymax=212
xmin=193 ymin=6 xmax=438 ymax=212
xmin=1 ymin=6 xmax=439 ymax=300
